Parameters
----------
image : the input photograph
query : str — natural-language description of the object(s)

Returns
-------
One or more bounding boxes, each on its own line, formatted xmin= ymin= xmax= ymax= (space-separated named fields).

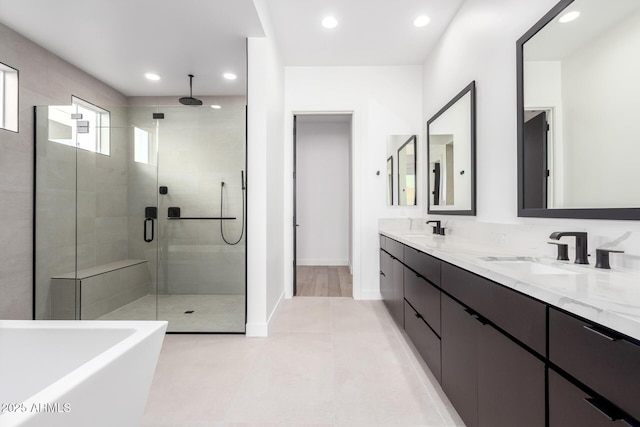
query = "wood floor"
xmin=295 ymin=266 xmax=353 ymax=297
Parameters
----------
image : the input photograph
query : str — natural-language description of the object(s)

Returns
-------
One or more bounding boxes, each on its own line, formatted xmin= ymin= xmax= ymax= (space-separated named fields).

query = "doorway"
xmin=293 ymin=114 xmax=353 ymax=297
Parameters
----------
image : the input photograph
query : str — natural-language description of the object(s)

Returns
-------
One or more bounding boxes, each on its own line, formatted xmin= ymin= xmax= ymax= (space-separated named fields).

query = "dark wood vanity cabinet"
xmin=403 ymin=248 xmax=442 ymax=382
xmin=440 ymin=263 xmax=546 ymax=427
xmin=548 ymin=369 xmax=631 ymax=427
xmin=441 ymin=292 xmax=545 ymax=427
xmin=379 ymin=236 xmax=404 ymax=327
xmin=549 ymin=308 xmax=640 ymax=423
xmin=379 ymin=234 xmax=639 ymax=427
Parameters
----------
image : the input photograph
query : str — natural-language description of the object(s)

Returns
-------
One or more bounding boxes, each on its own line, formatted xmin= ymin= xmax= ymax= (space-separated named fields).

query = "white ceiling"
xmin=0 ymin=0 xmax=264 ymax=97
xmin=0 ymin=0 xmax=464 ymax=97
xmin=265 ymin=0 xmax=464 ymax=66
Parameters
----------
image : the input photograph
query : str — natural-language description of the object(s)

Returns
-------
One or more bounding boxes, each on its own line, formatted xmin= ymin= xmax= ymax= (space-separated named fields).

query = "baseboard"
xmin=245 ymin=322 xmax=268 ymax=337
xmin=296 ymin=259 xmax=349 ymax=266
xmin=359 ymin=290 xmax=383 ymax=300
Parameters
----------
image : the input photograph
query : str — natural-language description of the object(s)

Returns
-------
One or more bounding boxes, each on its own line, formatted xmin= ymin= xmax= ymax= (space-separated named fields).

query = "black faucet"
xmin=427 ymin=220 xmax=445 ymax=236
xmin=549 ymin=232 xmax=589 ymax=264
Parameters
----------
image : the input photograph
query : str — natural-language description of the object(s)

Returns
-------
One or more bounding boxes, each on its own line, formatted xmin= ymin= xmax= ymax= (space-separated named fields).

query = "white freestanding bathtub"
xmin=0 ymin=320 xmax=167 ymax=427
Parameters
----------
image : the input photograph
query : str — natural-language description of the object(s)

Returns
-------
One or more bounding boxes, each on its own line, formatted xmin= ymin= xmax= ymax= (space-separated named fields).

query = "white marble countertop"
xmin=379 ymin=226 xmax=640 ymax=343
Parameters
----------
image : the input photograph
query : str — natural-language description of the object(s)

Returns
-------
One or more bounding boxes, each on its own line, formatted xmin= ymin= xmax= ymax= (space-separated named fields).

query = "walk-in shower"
xmin=33 ymin=101 xmax=247 ymax=333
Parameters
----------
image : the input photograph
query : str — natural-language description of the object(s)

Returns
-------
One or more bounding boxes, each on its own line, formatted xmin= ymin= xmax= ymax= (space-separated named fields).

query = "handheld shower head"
xmin=241 ymin=170 xmax=245 ymax=190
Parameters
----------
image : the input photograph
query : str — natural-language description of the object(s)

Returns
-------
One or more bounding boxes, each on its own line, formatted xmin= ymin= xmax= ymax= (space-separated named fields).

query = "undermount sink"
xmin=481 ymin=257 xmax=580 ymax=275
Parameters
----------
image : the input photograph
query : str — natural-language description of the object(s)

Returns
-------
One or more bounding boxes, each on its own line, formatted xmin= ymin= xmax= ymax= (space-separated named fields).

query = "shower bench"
xmin=50 ymin=259 xmax=151 ymax=320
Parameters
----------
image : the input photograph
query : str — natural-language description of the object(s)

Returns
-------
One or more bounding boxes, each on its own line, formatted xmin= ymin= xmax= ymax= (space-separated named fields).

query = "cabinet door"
xmin=405 ymin=301 xmax=441 ymax=383
xmin=549 ymin=369 xmax=632 ymax=427
xmin=478 ymin=323 xmax=545 ymax=427
xmin=391 ymin=258 xmax=404 ymax=328
xmin=380 ymin=250 xmax=393 ymax=309
xmin=441 ymin=294 xmax=479 ymax=427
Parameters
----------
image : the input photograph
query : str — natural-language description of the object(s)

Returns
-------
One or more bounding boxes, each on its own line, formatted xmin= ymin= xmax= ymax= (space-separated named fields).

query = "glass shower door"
xmin=155 ymin=105 xmax=246 ymax=333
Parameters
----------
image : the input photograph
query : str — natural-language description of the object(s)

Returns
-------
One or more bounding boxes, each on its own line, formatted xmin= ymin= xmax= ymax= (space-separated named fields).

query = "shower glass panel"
xmin=34 ymin=103 xmax=246 ymax=333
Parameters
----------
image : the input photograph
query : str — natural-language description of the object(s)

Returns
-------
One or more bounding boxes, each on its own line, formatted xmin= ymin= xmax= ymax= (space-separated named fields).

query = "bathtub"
xmin=0 ymin=320 xmax=167 ymax=427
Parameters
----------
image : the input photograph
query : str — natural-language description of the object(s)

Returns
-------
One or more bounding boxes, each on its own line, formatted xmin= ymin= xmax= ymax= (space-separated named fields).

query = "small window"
xmin=0 ymin=62 xmax=18 ymax=132
xmin=47 ymin=96 xmax=110 ymax=155
xmin=134 ymin=127 xmax=150 ymax=164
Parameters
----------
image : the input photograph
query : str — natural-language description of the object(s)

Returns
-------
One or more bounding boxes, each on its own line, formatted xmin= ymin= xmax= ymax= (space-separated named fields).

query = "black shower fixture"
xmin=179 ymin=74 xmax=203 ymax=106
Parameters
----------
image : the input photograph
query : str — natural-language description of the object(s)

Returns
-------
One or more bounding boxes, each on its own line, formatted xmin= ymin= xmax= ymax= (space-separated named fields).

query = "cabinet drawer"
xmin=405 ymin=301 xmax=441 ymax=383
xmin=549 ymin=308 xmax=640 ymax=421
xmin=404 ymin=245 xmax=441 ymax=286
xmin=385 ymin=237 xmax=404 ymax=262
xmin=441 ymin=262 xmax=546 ymax=355
xmin=379 ymin=234 xmax=387 ymax=251
xmin=549 ymin=369 xmax=631 ymax=427
xmin=404 ymin=267 xmax=440 ymax=335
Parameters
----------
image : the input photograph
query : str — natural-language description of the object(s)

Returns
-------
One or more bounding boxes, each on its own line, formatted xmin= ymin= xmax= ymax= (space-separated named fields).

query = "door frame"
xmin=292 ymin=112 xmax=354 ymax=297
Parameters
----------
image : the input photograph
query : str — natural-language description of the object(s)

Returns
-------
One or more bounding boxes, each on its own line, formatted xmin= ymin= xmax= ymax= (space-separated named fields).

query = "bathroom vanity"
xmin=379 ymin=229 xmax=640 ymax=427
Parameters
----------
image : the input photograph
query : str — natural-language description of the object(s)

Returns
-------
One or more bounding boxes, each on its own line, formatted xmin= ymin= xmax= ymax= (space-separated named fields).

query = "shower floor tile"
xmin=97 ymin=294 xmax=245 ymax=333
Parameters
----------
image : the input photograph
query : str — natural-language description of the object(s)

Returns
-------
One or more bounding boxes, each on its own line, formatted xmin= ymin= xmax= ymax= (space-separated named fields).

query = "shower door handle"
xmin=144 ymin=218 xmax=155 ymax=242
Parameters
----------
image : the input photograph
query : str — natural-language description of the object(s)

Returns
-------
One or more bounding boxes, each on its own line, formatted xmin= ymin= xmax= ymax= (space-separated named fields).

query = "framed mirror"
xmin=427 ymin=81 xmax=476 ymax=215
xmin=517 ymin=0 xmax=640 ymax=220
xmin=386 ymin=156 xmax=394 ymax=205
xmin=397 ymin=136 xmax=417 ymax=206
xmin=386 ymin=135 xmax=417 ymax=206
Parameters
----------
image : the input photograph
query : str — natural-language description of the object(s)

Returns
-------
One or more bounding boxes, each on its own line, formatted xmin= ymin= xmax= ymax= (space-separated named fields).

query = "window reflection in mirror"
xmin=519 ymin=0 xmax=640 ymax=216
xmin=397 ymin=136 xmax=417 ymax=206
xmin=427 ymin=81 xmax=476 ymax=215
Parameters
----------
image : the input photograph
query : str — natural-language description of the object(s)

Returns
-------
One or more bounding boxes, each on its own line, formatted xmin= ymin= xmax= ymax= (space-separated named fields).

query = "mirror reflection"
xmin=520 ymin=0 xmax=640 ymax=212
xmin=387 ymin=156 xmax=393 ymax=205
xmin=427 ymin=81 xmax=476 ymax=215
xmin=386 ymin=135 xmax=417 ymax=206
xmin=398 ymin=136 xmax=417 ymax=206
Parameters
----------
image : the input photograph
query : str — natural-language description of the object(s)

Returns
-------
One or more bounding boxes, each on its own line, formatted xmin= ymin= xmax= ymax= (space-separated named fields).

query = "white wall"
xmin=284 ymin=66 xmax=423 ymax=300
xmin=422 ymin=0 xmax=640 ymax=259
xmin=247 ymin=0 xmax=286 ymax=336
xmin=296 ymin=120 xmax=351 ymax=266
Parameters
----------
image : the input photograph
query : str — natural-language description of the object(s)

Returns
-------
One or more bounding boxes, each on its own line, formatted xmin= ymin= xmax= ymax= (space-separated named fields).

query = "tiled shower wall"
xmin=126 ymin=102 xmax=247 ymax=296
xmin=0 ymin=22 xmax=127 ymax=319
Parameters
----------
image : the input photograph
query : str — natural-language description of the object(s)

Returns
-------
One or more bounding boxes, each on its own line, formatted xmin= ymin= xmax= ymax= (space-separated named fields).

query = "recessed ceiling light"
xmin=558 ymin=11 xmax=580 ymax=23
xmin=211 ymin=105 xmax=222 ymax=109
xmin=413 ymin=15 xmax=431 ymax=28
xmin=223 ymin=73 xmax=237 ymax=80
xmin=145 ymin=72 xmax=160 ymax=81
xmin=322 ymin=16 xmax=338 ymax=29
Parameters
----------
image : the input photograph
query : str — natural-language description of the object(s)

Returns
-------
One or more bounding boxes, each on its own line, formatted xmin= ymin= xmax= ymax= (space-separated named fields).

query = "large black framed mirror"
xmin=517 ymin=0 xmax=640 ymax=220
xmin=427 ymin=81 xmax=476 ymax=215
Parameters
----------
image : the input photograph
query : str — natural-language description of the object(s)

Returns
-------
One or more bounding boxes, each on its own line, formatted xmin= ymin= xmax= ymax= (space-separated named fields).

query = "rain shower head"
xmin=179 ymin=74 xmax=203 ymax=106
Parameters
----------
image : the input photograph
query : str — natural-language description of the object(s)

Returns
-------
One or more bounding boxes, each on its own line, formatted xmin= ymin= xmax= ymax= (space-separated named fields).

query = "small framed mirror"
xmin=427 ymin=81 xmax=476 ymax=215
xmin=386 ymin=156 xmax=394 ymax=205
xmin=517 ymin=0 xmax=640 ymax=219
xmin=386 ymin=135 xmax=417 ymax=206
xmin=397 ymin=136 xmax=417 ymax=206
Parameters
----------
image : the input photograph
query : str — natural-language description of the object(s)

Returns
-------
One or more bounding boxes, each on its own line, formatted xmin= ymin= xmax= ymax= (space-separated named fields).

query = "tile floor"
xmin=98 ymin=294 xmax=245 ymax=332
xmin=142 ymin=297 xmax=465 ymax=427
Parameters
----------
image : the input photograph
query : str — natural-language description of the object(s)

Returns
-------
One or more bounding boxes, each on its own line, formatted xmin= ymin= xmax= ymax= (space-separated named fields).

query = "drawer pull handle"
xmin=584 ymin=397 xmax=624 ymax=421
xmin=583 ymin=325 xmax=620 ymax=342
xmin=415 ymin=313 xmax=423 ymax=320
xmin=380 ymin=271 xmax=386 ymax=277
xmin=464 ymin=308 xmax=489 ymax=325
